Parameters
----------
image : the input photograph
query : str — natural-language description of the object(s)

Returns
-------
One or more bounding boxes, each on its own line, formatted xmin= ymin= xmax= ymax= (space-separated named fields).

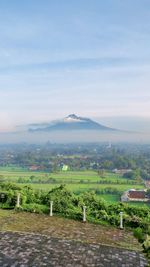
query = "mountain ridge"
xmin=28 ymin=114 xmax=117 ymax=132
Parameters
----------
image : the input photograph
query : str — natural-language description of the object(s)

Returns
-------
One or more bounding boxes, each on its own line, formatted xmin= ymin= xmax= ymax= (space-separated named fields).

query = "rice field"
xmin=0 ymin=168 xmax=146 ymax=204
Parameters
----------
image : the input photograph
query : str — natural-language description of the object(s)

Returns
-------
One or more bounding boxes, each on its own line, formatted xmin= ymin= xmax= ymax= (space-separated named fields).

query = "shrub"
xmin=22 ymin=203 xmax=49 ymax=214
xmin=133 ymin=227 xmax=144 ymax=243
xmin=143 ymin=235 xmax=150 ymax=259
xmin=65 ymin=207 xmax=82 ymax=220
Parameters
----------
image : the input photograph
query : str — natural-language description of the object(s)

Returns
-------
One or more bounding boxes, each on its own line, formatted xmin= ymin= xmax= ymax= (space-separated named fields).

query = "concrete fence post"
xmin=50 ymin=201 xmax=53 ymax=216
xmin=120 ymin=212 xmax=123 ymax=229
xmin=83 ymin=205 xmax=86 ymax=222
xmin=16 ymin=193 xmax=20 ymax=208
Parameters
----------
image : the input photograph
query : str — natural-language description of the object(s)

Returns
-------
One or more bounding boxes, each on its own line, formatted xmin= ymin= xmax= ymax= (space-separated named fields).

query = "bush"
xmin=133 ymin=227 xmax=144 ymax=243
xmin=65 ymin=207 xmax=82 ymax=220
xmin=45 ymin=185 xmax=75 ymax=214
xmin=143 ymin=235 xmax=150 ymax=260
xmin=22 ymin=203 xmax=49 ymax=214
xmin=0 ymin=182 xmax=150 ymax=244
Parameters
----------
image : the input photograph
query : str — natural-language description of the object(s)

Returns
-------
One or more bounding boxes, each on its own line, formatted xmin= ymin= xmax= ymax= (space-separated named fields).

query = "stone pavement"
xmin=0 ymin=231 xmax=148 ymax=267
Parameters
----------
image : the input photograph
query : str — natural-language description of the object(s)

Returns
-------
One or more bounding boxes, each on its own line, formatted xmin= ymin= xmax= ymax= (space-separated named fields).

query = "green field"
xmin=17 ymin=182 xmax=144 ymax=192
xmin=0 ymin=168 xmax=146 ymax=204
xmin=96 ymin=194 xmax=120 ymax=202
xmin=0 ymin=168 xmax=140 ymax=183
xmin=1 ymin=169 xmax=102 ymax=180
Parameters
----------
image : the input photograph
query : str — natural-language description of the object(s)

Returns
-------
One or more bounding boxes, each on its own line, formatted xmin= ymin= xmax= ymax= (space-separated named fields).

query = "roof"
xmin=128 ymin=191 xmax=146 ymax=199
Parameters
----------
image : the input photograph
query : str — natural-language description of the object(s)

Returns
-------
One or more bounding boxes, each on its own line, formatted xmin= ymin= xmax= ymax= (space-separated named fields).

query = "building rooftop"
xmin=128 ymin=191 xmax=146 ymax=199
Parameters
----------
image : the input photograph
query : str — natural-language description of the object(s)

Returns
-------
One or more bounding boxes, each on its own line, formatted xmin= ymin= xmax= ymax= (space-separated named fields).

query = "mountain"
xmin=28 ymin=114 xmax=117 ymax=132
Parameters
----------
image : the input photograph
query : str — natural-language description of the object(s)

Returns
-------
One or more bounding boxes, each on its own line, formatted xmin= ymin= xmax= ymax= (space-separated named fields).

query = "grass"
xmin=127 ymin=202 xmax=150 ymax=207
xmin=96 ymin=194 xmax=121 ymax=202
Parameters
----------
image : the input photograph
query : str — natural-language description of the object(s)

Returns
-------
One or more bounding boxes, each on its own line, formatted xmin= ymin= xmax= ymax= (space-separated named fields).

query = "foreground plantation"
xmin=0 ymin=184 xmax=149 ymax=237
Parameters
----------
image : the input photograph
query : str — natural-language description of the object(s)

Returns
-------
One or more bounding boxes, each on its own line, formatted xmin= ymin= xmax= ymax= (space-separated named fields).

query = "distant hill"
xmin=28 ymin=114 xmax=117 ymax=132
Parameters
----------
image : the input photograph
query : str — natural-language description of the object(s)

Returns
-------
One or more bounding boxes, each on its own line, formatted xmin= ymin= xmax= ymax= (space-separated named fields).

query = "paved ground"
xmin=0 ymin=211 xmax=142 ymax=251
xmin=0 ymin=231 xmax=148 ymax=267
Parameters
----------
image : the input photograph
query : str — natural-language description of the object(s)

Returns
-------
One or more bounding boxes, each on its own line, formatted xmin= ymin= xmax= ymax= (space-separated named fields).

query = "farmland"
xmin=17 ymin=182 xmax=144 ymax=193
xmin=0 ymin=168 xmax=146 ymax=203
xmin=0 ymin=142 xmax=150 ymax=207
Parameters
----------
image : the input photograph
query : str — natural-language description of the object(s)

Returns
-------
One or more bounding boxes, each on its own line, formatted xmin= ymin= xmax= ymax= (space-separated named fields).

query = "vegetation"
xmin=0 ymin=183 xmax=149 ymax=253
xmin=0 ymin=168 xmax=145 ymax=203
xmin=0 ymin=142 xmax=150 ymax=260
xmin=0 ymin=143 xmax=150 ymax=178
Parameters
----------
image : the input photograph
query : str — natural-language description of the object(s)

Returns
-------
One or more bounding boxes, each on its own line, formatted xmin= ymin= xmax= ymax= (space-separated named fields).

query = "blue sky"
xmin=0 ymin=0 xmax=150 ymax=131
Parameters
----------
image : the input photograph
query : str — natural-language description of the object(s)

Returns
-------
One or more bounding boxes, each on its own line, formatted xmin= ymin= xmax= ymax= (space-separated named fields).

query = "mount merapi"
xmin=1 ymin=114 xmax=142 ymax=144
xmin=28 ymin=114 xmax=117 ymax=132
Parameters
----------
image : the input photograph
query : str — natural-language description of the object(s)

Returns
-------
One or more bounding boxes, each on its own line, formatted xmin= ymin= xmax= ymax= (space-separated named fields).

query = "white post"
xmin=83 ymin=206 xmax=86 ymax=222
xmin=50 ymin=201 xmax=53 ymax=216
xmin=16 ymin=193 xmax=20 ymax=208
xmin=120 ymin=212 xmax=123 ymax=229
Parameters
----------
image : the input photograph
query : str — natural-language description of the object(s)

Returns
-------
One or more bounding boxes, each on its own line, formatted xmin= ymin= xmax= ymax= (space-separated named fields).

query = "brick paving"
xmin=0 ymin=211 xmax=142 ymax=251
xmin=0 ymin=231 xmax=148 ymax=267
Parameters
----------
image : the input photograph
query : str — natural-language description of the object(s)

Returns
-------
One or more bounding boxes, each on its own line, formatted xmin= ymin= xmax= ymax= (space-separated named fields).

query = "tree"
xmin=97 ymin=169 xmax=106 ymax=178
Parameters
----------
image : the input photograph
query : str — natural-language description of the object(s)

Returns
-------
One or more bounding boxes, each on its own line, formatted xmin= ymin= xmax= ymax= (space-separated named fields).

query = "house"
xmin=62 ymin=165 xmax=69 ymax=171
xmin=121 ymin=191 xmax=129 ymax=202
xmin=128 ymin=190 xmax=146 ymax=200
xmin=29 ymin=165 xmax=40 ymax=171
xmin=121 ymin=189 xmax=149 ymax=202
xmin=145 ymin=181 xmax=150 ymax=188
xmin=112 ymin=169 xmax=132 ymax=175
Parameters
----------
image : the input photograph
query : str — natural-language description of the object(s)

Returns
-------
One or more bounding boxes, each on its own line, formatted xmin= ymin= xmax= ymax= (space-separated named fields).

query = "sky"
xmin=0 ymin=0 xmax=150 ymax=132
